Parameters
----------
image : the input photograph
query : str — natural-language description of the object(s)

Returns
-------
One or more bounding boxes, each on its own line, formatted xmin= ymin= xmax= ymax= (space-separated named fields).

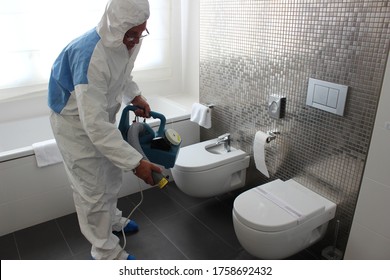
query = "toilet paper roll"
xmin=253 ymin=131 xmax=270 ymax=178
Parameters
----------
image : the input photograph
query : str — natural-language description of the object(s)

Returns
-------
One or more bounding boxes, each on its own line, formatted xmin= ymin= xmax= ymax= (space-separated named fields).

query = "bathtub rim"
xmin=0 ymin=147 xmax=34 ymax=163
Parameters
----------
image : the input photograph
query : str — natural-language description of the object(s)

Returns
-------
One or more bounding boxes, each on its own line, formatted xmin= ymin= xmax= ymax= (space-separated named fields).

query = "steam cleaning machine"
xmin=118 ymin=105 xmax=182 ymax=188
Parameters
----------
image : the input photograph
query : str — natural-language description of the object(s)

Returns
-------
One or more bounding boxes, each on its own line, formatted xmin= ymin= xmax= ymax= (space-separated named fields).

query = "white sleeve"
xmin=122 ymin=77 xmax=141 ymax=105
xmin=122 ymin=42 xmax=143 ymax=105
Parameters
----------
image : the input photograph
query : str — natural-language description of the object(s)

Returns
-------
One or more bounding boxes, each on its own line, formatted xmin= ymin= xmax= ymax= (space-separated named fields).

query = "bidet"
xmin=172 ymin=137 xmax=250 ymax=197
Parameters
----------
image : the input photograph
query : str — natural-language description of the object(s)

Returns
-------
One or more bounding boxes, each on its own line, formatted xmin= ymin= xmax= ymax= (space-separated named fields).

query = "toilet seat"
xmin=174 ymin=139 xmax=247 ymax=172
xmin=233 ymin=179 xmax=326 ymax=232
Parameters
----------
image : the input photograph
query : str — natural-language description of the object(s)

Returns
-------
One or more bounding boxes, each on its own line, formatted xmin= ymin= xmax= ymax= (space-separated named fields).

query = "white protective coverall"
xmin=48 ymin=0 xmax=150 ymax=260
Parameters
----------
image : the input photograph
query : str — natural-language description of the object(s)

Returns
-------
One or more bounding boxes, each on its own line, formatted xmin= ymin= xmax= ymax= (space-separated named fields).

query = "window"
xmin=0 ymin=0 xmax=172 ymax=96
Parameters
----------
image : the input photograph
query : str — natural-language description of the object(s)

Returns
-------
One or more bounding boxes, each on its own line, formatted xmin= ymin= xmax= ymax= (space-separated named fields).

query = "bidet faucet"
xmin=216 ymin=133 xmax=231 ymax=152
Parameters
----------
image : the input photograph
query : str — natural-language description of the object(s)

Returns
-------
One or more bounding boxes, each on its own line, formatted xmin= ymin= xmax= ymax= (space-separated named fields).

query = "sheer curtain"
xmin=0 ymin=0 xmax=171 ymax=96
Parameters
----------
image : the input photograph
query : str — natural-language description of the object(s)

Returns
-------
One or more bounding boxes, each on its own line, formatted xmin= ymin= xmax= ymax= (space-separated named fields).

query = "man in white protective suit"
xmin=48 ymin=0 xmax=162 ymax=260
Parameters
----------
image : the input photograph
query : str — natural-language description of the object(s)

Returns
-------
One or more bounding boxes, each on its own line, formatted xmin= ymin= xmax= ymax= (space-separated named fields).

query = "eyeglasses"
xmin=125 ymin=28 xmax=149 ymax=42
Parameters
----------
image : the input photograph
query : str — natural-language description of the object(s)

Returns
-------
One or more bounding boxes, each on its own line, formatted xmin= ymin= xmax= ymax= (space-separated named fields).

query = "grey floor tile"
xmin=188 ymin=198 xmax=242 ymax=250
xmin=72 ymin=249 xmax=94 ymax=260
xmin=154 ymin=211 xmax=237 ymax=260
xmin=14 ymin=220 xmax=72 ymax=260
xmin=56 ymin=213 xmax=90 ymax=256
xmin=128 ymin=187 xmax=185 ymax=222
xmin=122 ymin=223 xmax=187 ymax=260
xmin=0 ymin=233 xmax=20 ymax=260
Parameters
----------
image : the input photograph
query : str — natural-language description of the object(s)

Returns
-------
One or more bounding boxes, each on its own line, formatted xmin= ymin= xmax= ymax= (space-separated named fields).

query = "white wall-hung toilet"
xmin=171 ymin=138 xmax=250 ymax=197
xmin=233 ymin=179 xmax=337 ymax=259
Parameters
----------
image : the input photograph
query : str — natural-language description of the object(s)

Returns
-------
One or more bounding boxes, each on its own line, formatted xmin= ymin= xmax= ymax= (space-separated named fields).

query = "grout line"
xmin=159 ymin=185 xmax=239 ymax=253
xmin=184 ymin=204 xmax=238 ymax=252
xmin=131 ymin=208 xmax=190 ymax=260
xmin=54 ymin=219 xmax=75 ymax=257
xmin=12 ymin=233 xmax=22 ymax=260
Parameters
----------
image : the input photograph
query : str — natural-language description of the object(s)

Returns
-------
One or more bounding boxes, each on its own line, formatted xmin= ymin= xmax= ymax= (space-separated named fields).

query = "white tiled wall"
xmin=344 ymin=55 xmax=390 ymax=259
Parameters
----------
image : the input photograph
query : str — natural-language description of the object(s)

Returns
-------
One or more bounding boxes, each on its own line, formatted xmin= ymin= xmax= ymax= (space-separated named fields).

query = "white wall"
xmin=181 ymin=0 xmax=200 ymax=99
xmin=344 ymin=54 xmax=390 ymax=259
xmin=134 ymin=0 xmax=199 ymax=100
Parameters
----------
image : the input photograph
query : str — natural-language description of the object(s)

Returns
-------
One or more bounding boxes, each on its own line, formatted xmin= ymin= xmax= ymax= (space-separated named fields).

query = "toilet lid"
xmin=233 ymin=179 xmax=326 ymax=232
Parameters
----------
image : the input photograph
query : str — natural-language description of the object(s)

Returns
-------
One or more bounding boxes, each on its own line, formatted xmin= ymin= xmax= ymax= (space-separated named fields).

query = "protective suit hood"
xmin=97 ymin=0 xmax=150 ymax=48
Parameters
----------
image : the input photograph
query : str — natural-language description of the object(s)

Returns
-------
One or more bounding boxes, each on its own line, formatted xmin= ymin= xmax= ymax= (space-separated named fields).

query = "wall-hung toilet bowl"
xmin=233 ymin=179 xmax=336 ymax=259
xmin=171 ymin=138 xmax=250 ymax=197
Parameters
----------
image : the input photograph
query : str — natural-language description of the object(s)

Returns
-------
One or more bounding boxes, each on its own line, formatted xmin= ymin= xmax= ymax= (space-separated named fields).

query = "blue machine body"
xmin=118 ymin=105 xmax=180 ymax=169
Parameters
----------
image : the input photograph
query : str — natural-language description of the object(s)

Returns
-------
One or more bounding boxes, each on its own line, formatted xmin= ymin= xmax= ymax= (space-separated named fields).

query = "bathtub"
xmin=0 ymin=95 xmax=199 ymax=236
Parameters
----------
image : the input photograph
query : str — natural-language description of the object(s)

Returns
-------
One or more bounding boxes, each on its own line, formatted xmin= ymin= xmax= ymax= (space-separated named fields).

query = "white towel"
xmin=190 ymin=103 xmax=212 ymax=129
xmin=32 ymin=139 xmax=63 ymax=167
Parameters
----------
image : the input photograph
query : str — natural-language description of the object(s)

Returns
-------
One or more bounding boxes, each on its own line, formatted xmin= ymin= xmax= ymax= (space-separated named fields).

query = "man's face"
xmin=123 ymin=21 xmax=148 ymax=51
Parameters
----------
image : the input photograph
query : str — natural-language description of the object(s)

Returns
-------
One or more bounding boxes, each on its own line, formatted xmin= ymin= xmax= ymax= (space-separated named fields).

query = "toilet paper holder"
xmin=266 ymin=131 xmax=280 ymax=143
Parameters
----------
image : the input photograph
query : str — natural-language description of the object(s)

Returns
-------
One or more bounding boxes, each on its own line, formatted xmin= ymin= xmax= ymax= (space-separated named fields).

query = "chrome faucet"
xmin=216 ymin=133 xmax=231 ymax=152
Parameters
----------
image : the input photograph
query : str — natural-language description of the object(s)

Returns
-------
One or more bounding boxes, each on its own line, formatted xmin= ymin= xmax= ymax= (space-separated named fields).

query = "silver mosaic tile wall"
xmin=200 ymin=0 xmax=390 ymax=257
